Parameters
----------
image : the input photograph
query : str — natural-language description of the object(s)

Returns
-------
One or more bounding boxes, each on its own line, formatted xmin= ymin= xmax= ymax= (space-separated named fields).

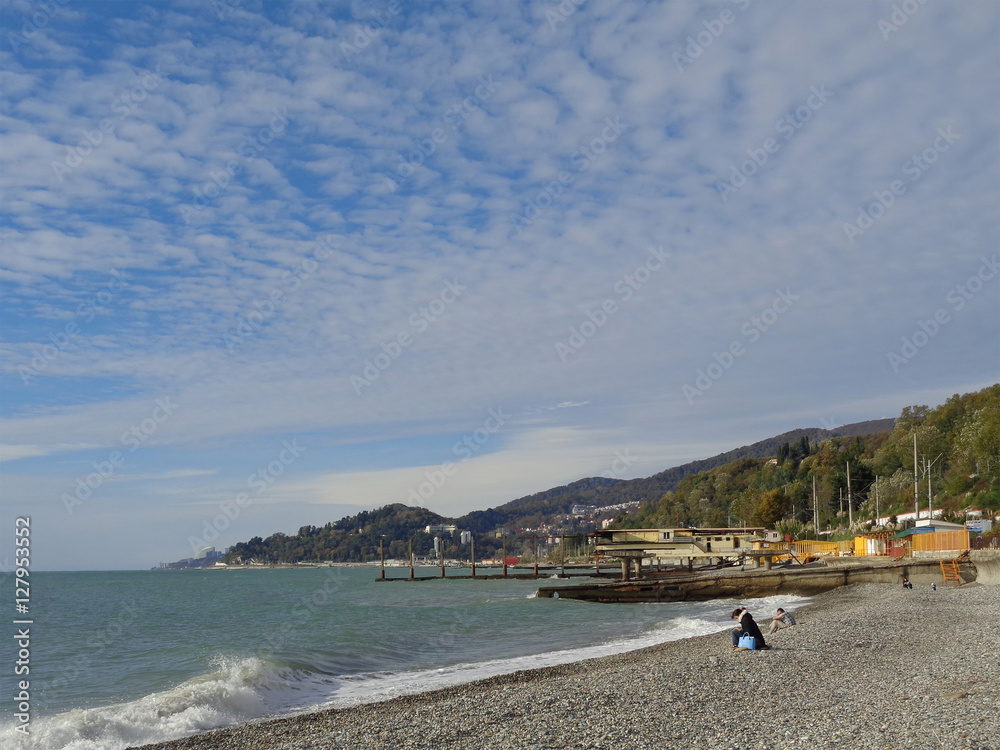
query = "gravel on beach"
xmin=135 ymin=582 xmax=1000 ymax=750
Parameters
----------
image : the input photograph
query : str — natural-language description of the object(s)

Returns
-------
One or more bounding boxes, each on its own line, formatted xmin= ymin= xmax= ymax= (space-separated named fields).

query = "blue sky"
xmin=1 ymin=0 xmax=997 ymax=571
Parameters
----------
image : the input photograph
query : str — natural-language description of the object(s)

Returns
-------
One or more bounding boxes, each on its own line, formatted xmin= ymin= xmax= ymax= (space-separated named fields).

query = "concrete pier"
xmin=535 ymin=555 xmax=986 ymax=602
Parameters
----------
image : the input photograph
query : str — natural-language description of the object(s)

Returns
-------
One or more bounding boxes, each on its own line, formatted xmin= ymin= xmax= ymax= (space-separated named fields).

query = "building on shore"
xmin=593 ymin=527 xmax=779 ymax=578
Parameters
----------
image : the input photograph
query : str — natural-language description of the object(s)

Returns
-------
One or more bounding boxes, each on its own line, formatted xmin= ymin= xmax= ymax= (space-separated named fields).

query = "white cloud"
xmin=0 ymin=444 xmax=50 ymax=462
xmin=1 ymin=0 xmax=997 ymax=569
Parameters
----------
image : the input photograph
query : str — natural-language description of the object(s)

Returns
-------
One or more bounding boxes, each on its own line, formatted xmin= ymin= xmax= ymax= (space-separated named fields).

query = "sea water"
xmin=0 ymin=569 xmax=809 ymax=749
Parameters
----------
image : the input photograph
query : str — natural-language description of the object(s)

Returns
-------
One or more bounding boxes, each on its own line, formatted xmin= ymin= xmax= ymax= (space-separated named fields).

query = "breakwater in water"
xmin=535 ymin=553 xmax=995 ymax=602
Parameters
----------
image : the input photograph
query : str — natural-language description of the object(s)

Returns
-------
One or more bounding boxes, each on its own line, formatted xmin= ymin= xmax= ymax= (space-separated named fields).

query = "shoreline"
xmin=134 ymin=582 xmax=999 ymax=750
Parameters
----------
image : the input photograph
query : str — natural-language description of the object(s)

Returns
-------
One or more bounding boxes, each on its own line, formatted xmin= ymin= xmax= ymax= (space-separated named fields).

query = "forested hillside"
xmin=618 ymin=385 xmax=999 ymax=536
xmin=220 ymin=386 xmax=996 ymax=564
xmin=221 ymin=421 xmax=898 ymax=563
xmin=224 ymin=504 xmax=451 ymax=565
xmin=456 ymin=419 xmax=896 ymax=533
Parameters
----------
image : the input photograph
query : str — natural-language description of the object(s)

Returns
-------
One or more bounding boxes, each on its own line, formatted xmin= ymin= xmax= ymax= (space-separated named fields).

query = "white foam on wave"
xmin=0 ymin=593 xmax=813 ymax=750
xmin=0 ymin=656 xmax=336 ymax=750
xmin=317 ymin=594 xmax=812 ymax=710
xmin=322 ymin=623 xmax=702 ymax=709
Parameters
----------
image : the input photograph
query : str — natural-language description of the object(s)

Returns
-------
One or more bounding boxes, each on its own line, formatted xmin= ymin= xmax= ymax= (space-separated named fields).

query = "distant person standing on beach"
xmin=767 ymin=607 xmax=796 ymax=634
xmin=731 ymin=607 xmax=769 ymax=650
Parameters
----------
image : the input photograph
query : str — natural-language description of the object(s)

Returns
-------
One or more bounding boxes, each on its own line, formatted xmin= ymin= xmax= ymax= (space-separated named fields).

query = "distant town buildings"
xmin=425 ymin=524 xmax=457 ymax=534
xmin=573 ymin=501 xmax=641 ymax=518
xmin=156 ymin=546 xmax=229 ymax=570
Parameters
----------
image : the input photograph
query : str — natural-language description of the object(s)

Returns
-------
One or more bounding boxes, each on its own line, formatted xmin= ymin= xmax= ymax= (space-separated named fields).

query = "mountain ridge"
xmin=211 ymin=418 xmax=899 ymax=567
xmin=215 ymin=383 xmax=1000 ymax=567
xmin=453 ymin=418 xmax=897 ymax=532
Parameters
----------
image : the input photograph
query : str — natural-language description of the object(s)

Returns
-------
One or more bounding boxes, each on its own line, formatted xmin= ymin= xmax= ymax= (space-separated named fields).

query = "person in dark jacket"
xmin=730 ymin=607 xmax=769 ymax=650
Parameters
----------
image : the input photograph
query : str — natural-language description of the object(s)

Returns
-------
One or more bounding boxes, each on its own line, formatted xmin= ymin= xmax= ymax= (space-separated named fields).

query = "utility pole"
xmin=923 ymin=456 xmax=931 ymax=520
xmin=925 ymin=454 xmax=943 ymax=520
xmin=812 ymin=475 xmax=819 ymax=538
xmin=847 ymin=460 xmax=853 ymax=528
xmin=875 ymin=476 xmax=879 ymax=526
xmin=913 ymin=432 xmax=919 ymax=521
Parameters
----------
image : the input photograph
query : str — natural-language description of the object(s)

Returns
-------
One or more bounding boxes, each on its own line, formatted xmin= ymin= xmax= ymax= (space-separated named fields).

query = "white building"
xmin=870 ymin=508 xmax=943 ymax=526
xmin=426 ymin=524 xmax=457 ymax=534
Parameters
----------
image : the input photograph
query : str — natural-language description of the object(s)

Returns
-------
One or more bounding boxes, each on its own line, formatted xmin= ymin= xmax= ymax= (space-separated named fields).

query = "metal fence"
xmin=971 ymin=531 xmax=1000 ymax=550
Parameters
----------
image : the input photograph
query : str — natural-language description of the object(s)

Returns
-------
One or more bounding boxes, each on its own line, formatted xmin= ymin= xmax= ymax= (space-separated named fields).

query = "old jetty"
xmin=534 ymin=552 xmax=1000 ymax=602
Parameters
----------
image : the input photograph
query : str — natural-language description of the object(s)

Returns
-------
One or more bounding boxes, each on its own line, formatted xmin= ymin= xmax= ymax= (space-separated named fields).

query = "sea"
xmin=1 ymin=568 xmax=809 ymax=750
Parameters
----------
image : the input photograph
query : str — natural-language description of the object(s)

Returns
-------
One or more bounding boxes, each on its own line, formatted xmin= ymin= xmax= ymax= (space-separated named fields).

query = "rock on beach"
xmin=134 ymin=582 xmax=1000 ymax=750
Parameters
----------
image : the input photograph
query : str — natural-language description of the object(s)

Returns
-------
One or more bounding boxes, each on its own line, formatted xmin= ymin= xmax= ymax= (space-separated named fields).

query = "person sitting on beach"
xmin=767 ymin=607 xmax=797 ymax=634
xmin=731 ymin=607 xmax=769 ymax=650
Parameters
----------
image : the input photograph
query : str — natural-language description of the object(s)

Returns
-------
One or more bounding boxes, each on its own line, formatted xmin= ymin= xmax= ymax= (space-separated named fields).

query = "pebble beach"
xmin=135 ymin=582 xmax=1000 ymax=750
